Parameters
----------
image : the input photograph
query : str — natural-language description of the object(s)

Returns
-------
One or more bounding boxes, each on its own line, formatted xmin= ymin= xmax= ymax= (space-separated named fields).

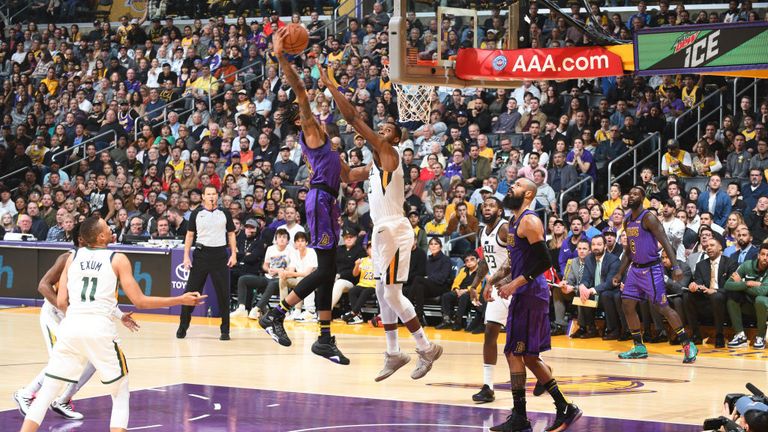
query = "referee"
xmin=177 ymin=185 xmax=237 ymax=341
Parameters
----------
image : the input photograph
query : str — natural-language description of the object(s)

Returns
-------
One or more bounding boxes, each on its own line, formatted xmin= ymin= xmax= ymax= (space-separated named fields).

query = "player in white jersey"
xmin=468 ymin=197 xmax=510 ymax=403
xmin=322 ymin=66 xmax=442 ymax=382
xmin=13 ymin=228 xmax=138 ymax=421
xmin=20 ymin=217 xmax=205 ymax=432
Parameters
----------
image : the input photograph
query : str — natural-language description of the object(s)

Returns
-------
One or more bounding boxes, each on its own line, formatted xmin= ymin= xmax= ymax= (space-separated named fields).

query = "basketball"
xmin=283 ymin=24 xmax=309 ymax=55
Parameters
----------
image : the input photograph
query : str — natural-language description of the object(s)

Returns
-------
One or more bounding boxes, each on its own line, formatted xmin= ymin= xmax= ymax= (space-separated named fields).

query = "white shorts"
xmin=484 ymin=286 xmax=511 ymax=325
xmin=39 ymin=302 xmax=64 ymax=356
xmin=45 ymin=315 xmax=128 ymax=385
xmin=372 ymin=216 xmax=413 ymax=285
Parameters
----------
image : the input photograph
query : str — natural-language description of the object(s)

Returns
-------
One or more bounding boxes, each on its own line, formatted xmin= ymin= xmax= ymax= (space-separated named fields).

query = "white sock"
xmin=23 ymin=370 xmax=46 ymax=395
xmin=236 ymin=304 xmax=245 ymax=311
xmin=483 ymin=364 xmax=495 ymax=390
xmin=386 ymin=330 xmax=400 ymax=354
xmin=412 ymin=328 xmax=430 ymax=351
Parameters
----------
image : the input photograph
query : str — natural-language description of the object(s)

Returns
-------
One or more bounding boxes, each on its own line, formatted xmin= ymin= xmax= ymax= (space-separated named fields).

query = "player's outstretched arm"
xmin=38 ymin=252 xmax=70 ymax=305
xmin=56 ymin=253 xmax=75 ymax=313
xmin=320 ymin=65 xmax=399 ymax=170
xmin=112 ymin=253 xmax=207 ymax=309
xmin=274 ymin=28 xmax=325 ymax=149
xmin=340 ymin=156 xmax=371 ymax=183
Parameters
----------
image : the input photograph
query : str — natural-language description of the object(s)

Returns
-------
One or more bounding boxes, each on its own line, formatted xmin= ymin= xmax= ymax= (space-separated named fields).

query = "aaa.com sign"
xmin=455 ymin=47 xmax=624 ymax=81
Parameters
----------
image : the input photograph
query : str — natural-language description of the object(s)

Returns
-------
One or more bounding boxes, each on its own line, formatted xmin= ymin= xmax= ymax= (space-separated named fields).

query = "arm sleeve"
xmin=223 ymin=208 xmax=236 ymax=232
xmin=523 ymin=241 xmax=552 ymax=281
xmin=187 ymin=209 xmax=198 ymax=233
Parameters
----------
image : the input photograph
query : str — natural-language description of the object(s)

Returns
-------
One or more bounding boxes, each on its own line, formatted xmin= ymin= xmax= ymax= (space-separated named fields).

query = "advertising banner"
xmin=455 ymin=46 xmax=625 ymax=81
xmin=168 ymin=248 xmax=223 ymax=317
xmin=634 ymin=22 xmax=768 ymax=75
xmin=0 ymin=246 xmax=38 ymax=300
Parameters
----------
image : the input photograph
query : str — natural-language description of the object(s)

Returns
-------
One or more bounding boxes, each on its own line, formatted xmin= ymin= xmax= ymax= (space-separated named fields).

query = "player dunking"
xmin=321 ymin=67 xmax=443 ymax=380
xmin=259 ymin=28 xmax=349 ymax=364
xmin=488 ymin=179 xmax=581 ymax=432
xmin=611 ymin=186 xmax=697 ymax=362
xmin=20 ymin=216 xmax=204 ymax=432
xmin=13 ymin=225 xmax=138 ymax=421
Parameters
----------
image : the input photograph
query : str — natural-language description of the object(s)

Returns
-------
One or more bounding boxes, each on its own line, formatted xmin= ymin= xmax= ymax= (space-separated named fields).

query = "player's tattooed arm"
xmin=471 ymin=259 xmax=489 ymax=291
xmin=487 ymin=256 xmax=511 ymax=287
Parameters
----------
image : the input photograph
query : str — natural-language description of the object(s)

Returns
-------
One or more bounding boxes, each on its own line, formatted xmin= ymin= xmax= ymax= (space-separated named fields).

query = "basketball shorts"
xmin=306 ymin=188 xmax=340 ymax=250
xmin=39 ymin=302 xmax=64 ymax=356
xmin=504 ymin=297 xmax=551 ymax=357
xmin=45 ymin=314 xmax=128 ymax=385
xmin=372 ymin=216 xmax=413 ymax=285
xmin=484 ymin=286 xmax=511 ymax=325
xmin=622 ymin=263 xmax=668 ymax=306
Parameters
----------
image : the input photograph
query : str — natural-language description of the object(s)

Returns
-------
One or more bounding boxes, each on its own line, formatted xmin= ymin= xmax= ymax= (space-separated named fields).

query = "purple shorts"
xmin=623 ymin=263 xmax=668 ymax=305
xmin=305 ymin=188 xmax=340 ymax=250
xmin=504 ymin=297 xmax=551 ymax=357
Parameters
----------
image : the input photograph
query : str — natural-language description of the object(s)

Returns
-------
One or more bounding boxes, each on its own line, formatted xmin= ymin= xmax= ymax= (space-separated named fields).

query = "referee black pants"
xmin=179 ymin=246 xmax=231 ymax=335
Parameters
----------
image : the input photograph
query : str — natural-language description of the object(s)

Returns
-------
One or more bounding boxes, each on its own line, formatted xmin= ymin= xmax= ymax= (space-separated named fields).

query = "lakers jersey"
xmin=66 ymin=248 xmax=118 ymax=317
xmin=481 ymin=219 xmax=508 ymax=277
xmin=369 ymin=147 xmax=405 ymax=222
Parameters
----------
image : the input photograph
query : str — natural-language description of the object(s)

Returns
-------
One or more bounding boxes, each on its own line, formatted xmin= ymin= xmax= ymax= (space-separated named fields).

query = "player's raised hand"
xmin=273 ymin=27 xmax=287 ymax=57
xmin=318 ymin=64 xmax=334 ymax=88
xmin=120 ymin=311 xmax=140 ymax=332
xmin=180 ymin=292 xmax=208 ymax=306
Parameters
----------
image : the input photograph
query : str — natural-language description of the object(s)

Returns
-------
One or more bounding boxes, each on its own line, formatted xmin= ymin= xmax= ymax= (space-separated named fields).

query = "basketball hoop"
xmin=391 ymin=79 xmax=434 ymax=124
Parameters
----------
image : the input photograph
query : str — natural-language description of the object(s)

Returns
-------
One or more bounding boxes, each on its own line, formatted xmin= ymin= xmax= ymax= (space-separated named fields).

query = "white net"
xmin=392 ymin=81 xmax=433 ymax=124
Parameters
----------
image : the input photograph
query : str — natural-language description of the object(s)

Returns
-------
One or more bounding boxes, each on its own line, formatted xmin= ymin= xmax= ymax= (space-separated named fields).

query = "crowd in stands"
xmin=0 ymin=0 xmax=767 ymax=346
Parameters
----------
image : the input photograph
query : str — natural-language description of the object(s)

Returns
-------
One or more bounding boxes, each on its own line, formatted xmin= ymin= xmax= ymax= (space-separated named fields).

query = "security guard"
xmin=177 ymin=185 xmax=237 ymax=340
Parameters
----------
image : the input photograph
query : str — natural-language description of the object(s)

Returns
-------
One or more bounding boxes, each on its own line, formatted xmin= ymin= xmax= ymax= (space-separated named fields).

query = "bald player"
xmin=488 ymin=178 xmax=582 ymax=432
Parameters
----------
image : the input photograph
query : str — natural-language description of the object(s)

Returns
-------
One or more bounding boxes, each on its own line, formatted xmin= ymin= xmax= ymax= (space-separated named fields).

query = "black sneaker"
xmin=176 ymin=327 xmax=187 ymax=339
xmin=545 ymin=403 xmax=583 ymax=431
xmin=219 ymin=333 xmax=230 ymax=341
xmin=311 ymin=336 xmax=350 ymax=365
xmin=490 ymin=411 xmax=532 ymax=432
xmin=259 ymin=310 xmax=292 ymax=347
xmin=341 ymin=312 xmax=355 ymax=323
xmin=472 ymin=384 xmax=495 ymax=403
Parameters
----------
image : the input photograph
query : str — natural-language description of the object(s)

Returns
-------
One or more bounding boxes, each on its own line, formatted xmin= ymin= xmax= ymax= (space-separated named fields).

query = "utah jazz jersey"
xmin=481 ymin=219 xmax=508 ymax=277
xmin=369 ymin=147 xmax=405 ymax=222
xmin=66 ymin=248 xmax=118 ymax=317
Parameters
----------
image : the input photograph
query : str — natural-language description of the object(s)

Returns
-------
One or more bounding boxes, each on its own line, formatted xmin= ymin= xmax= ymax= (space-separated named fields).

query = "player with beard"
xmin=489 ymin=178 xmax=582 ymax=432
xmin=612 ymin=186 xmax=697 ymax=362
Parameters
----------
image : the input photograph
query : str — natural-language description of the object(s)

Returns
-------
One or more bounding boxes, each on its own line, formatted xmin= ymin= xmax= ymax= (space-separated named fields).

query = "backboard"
xmin=388 ymin=0 xmax=523 ymax=89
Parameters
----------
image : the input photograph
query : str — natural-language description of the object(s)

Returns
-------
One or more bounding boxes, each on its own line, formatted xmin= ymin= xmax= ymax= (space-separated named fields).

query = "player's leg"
xmin=649 ymin=263 xmax=697 ymax=363
xmin=20 ymin=378 xmax=66 ymax=432
xmin=14 ymin=307 xmax=62 ymax=416
xmin=232 ymin=274 xmax=262 ymax=317
xmin=524 ymin=355 xmax=582 ymax=432
xmin=50 ymin=362 xmax=96 ymax=420
xmin=490 ymin=354 xmax=531 ymax=432
xmin=106 ymin=377 xmax=130 ymax=432
xmin=373 ymin=277 xmax=414 ymax=381
xmin=310 ymin=252 xmax=350 ymax=364
xmin=473 ymin=293 xmax=506 ymax=403
xmin=619 ymin=267 xmax=649 ymax=359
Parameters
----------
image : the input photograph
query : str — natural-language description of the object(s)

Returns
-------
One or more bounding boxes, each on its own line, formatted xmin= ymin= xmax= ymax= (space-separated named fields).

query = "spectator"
xmin=724 ymin=243 xmax=768 ymax=350
xmin=574 ymin=235 xmax=620 ymax=338
xmin=331 ymin=229 xmax=367 ymax=311
xmin=724 ymin=225 xmax=758 ymax=264
xmin=683 ymin=237 xmax=735 ymax=347
xmin=555 ymin=238 xmax=589 ymax=335
xmin=436 ymin=251 xmax=480 ymax=331
xmin=404 ymin=237 xmax=452 ymax=324
xmin=726 ymin=134 xmax=751 ymax=181
xmin=446 ymin=201 xmax=478 ymax=256
xmin=425 ymin=204 xmax=449 ymax=237
xmin=697 ymin=175 xmax=732 ymax=227
xmin=339 ymin=242 xmax=377 ymax=325
xmin=558 ymin=218 xmax=587 ymax=276
xmin=743 ymin=168 xmax=768 ymax=211
xmin=461 ymin=144 xmax=491 ymax=189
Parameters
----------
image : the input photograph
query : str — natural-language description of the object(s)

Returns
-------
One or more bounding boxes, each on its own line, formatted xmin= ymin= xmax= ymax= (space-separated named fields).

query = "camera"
xmin=703 ymin=383 xmax=768 ymax=432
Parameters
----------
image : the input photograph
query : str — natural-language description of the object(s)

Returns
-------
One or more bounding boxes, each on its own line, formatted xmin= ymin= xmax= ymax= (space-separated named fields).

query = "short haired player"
xmin=321 ymin=66 xmax=443 ymax=380
xmin=13 ymin=225 xmax=139 ymax=421
xmin=19 ymin=217 xmax=205 ymax=432
xmin=611 ymin=185 xmax=697 ymax=362
xmin=487 ymin=179 xmax=581 ymax=432
xmin=259 ymin=27 xmax=349 ymax=364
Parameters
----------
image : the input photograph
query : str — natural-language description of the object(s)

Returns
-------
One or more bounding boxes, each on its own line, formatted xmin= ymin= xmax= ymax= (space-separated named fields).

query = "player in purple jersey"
xmin=488 ymin=178 xmax=582 ymax=432
xmin=258 ymin=28 xmax=349 ymax=365
xmin=611 ymin=186 xmax=697 ymax=363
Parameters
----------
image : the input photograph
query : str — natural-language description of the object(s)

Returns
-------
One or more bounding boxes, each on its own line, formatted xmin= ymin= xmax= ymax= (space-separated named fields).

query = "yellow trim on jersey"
xmin=379 ymin=170 xmax=391 ymax=191
xmin=103 ymin=341 xmax=129 ymax=384
xmin=46 ymin=325 xmax=57 ymax=347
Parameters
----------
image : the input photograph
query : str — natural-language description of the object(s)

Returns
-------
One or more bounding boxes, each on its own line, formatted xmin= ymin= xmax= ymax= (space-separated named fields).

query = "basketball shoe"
xmin=374 ymin=351 xmax=411 ymax=382
xmin=411 ymin=342 xmax=443 ymax=379
xmin=12 ymin=389 xmax=33 ymax=416
xmin=682 ymin=341 xmax=698 ymax=364
xmin=311 ymin=336 xmax=350 ymax=365
xmin=490 ymin=411 xmax=532 ymax=432
xmin=545 ymin=402 xmax=582 ymax=431
xmin=259 ymin=310 xmax=292 ymax=346
xmin=618 ymin=344 xmax=648 ymax=359
xmin=51 ymin=400 xmax=84 ymax=420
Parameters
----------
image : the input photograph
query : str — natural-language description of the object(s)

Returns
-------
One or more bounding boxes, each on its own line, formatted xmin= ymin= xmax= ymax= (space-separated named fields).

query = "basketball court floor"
xmin=0 ymin=307 xmax=765 ymax=431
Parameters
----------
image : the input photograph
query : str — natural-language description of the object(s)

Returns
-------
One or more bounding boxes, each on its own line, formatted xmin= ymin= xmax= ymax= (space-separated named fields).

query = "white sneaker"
xmin=301 ymin=311 xmax=317 ymax=322
xmin=728 ymin=332 xmax=749 ymax=348
xmin=12 ymin=389 xmax=33 ymax=416
xmin=347 ymin=315 xmax=363 ymax=325
xmin=230 ymin=305 xmax=247 ymax=318
xmin=374 ymin=351 xmax=411 ymax=382
xmin=248 ymin=308 xmax=261 ymax=320
xmin=285 ymin=309 xmax=302 ymax=321
xmin=755 ymin=336 xmax=765 ymax=349
xmin=50 ymin=400 xmax=84 ymax=420
xmin=411 ymin=342 xmax=444 ymax=380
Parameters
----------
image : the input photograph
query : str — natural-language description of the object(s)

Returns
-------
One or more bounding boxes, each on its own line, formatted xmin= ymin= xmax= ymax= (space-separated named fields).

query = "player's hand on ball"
xmin=181 ymin=292 xmax=208 ymax=306
xmin=273 ymin=27 xmax=287 ymax=56
xmin=121 ymin=311 xmax=140 ymax=332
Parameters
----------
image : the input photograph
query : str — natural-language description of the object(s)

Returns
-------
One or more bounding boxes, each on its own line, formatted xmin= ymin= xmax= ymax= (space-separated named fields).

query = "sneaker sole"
xmin=472 ymin=395 xmax=495 ymax=403
xmin=311 ymin=346 xmax=350 ymax=365
xmin=549 ymin=409 xmax=583 ymax=432
xmin=728 ymin=343 xmax=749 ymax=348
xmin=618 ymin=353 xmax=648 ymax=359
xmin=374 ymin=357 xmax=411 ymax=382
xmin=51 ymin=405 xmax=84 ymax=420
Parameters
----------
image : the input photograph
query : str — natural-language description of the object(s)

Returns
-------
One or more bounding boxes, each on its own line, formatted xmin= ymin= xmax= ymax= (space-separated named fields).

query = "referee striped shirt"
xmin=188 ymin=206 xmax=235 ymax=247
